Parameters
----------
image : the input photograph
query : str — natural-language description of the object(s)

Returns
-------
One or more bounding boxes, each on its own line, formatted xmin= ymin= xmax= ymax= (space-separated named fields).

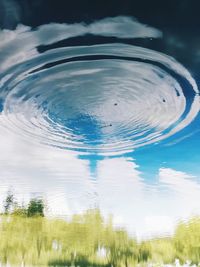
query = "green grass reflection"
xmin=0 ymin=195 xmax=200 ymax=266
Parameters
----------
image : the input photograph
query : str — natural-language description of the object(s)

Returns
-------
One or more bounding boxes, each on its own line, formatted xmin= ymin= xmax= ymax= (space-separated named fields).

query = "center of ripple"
xmin=2 ymin=44 xmax=199 ymax=154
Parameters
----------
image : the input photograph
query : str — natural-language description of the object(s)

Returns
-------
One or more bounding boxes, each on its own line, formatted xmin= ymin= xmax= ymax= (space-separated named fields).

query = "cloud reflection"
xmin=0 ymin=128 xmax=200 ymax=238
xmin=0 ymin=15 xmax=199 ymax=239
xmin=0 ymin=16 xmax=162 ymax=71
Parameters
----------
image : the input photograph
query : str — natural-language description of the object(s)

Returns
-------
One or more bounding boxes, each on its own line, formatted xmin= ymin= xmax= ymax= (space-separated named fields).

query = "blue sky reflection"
xmin=0 ymin=16 xmax=200 ymax=239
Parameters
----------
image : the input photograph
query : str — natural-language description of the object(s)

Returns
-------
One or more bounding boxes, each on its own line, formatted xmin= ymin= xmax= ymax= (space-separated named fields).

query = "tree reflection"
xmin=0 ymin=195 xmax=200 ymax=266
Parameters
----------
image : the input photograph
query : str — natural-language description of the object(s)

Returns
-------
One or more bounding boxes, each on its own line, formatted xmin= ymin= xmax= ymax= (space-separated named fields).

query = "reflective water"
xmin=1 ymin=1 xmax=200 ymax=244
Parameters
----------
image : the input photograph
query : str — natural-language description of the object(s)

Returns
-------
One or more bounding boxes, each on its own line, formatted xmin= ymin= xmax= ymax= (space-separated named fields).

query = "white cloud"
xmin=0 ymin=129 xmax=200 ymax=239
xmin=159 ymin=167 xmax=200 ymax=216
xmin=0 ymin=124 xmax=95 ymax=216
xmin=144 ymin=216 xmax=174 ymax=237
xmin=0 ymin=16 xmax=162 ymax=71
xmin=88 ymin=16 xmax=162 ymax=39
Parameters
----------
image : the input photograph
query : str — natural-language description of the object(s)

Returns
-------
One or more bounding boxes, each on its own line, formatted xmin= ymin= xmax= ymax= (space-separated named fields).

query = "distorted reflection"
xmin=0 ymin=16 xmax=200 ymax=251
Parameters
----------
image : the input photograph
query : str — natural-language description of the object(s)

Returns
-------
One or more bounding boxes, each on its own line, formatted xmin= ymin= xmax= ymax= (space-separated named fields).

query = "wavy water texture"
xmin=0 ymin=16 xmax=199 ymax=155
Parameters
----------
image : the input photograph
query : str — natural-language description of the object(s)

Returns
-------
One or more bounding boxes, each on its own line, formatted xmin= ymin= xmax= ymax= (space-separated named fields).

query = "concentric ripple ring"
xmin=0 ymin=43 xmax=199 ymax=155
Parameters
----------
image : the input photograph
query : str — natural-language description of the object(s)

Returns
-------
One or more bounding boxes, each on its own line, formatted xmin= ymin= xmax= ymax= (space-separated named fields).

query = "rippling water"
xmin=1 ymin=12 xmax=200 ymax=240
xmin=1 ymin=38 xmax=199 ymax=154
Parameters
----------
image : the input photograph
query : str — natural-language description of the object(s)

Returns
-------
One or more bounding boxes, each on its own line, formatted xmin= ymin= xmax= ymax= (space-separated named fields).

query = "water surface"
xmin=0 ymin=4 xmax=200 ymax=241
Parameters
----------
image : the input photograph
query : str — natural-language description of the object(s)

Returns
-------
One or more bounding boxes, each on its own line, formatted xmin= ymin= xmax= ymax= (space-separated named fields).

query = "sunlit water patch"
xmin=0 ymin=41 xmax=199 ymax=155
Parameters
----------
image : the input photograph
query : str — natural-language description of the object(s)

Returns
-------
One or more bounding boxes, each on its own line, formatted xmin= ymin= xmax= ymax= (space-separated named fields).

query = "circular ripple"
xmin=0 ymin=43 xmax=199 ymax=154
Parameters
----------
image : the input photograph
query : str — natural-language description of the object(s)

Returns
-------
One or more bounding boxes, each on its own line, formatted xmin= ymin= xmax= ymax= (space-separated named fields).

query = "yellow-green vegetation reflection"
xmin=0 ymin=193 xmax=200 ymax=266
